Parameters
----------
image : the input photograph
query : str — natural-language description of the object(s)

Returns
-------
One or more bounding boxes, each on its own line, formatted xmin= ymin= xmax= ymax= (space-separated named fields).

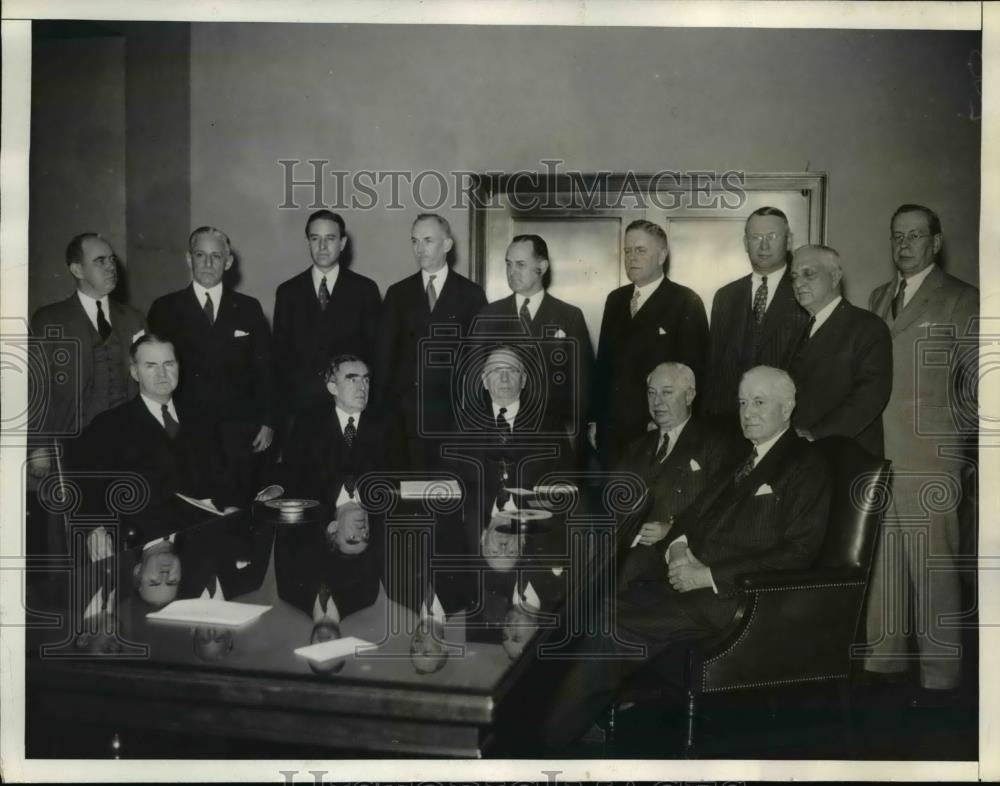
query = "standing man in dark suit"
xmin=588 ymin=219 xmax=709 ymax=467
xmin=541 ymin=366 xmax=832 ymax=750
xmin=375 ymin=213 xmax=487 ymax=469
xmin=147 ymin=226 xmax=274 ymax=503
xmin=79 ymin=334 xmax=239 ymax=556
xmin=788 ymin=244 xmax=892 ymax=457
xmin=475 ymin=234 xmax=593 ymax=439
xmin=28 ymin=233 xmax=146 ymax=481
xmin=273 ymin=210 xmax=381 ymax=420
xmin=701 ymin=207 xmax=811 ymax=423
xmin=617 ymin=362 xmax=738 ymax=584
xmin=863 ymin=205 xmax=979 ymax=703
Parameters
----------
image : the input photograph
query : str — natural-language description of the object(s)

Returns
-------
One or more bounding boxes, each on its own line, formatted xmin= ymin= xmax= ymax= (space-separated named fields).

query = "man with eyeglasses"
xmin=862 ymin=204 xmax=978 ymax=707
xmin=787 ymin=244 xmax=892 ymax=457
xmin=701 ymin=207 xmax=810 ymax=426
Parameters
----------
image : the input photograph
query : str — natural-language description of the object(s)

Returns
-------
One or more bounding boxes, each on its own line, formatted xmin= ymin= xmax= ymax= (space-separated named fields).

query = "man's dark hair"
xmin=743 ymin=206 xmax=789 ymax=233
xmin=305 ymin=209 xmax=346 ymax=238
xmin=129 ymin=332 xmax=174 ymax=362
xmin=891 ymin=203 xmax=942 ymax=236
xmin=510 ymin=234 xmax=550 ymax=263
xmin=324 ymin=353 xmax=367 ymax=384
xmin=65 ymin=232 xmax=102 ymax=267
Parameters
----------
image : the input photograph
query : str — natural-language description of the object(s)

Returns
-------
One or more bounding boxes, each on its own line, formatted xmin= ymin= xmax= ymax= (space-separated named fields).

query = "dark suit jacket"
xmin=278 ymin=402 xmax=391 ymax=510
xmin=790 ymin=299 xmax=892 ymax=457
xmin=475 ymin=292 xmax=594 ymax=434
xmin=375 ymin=269 xmax=486 ymax=431
xmin=75 ymin=396 xmax=235 ymax=545
xmin=175 ymin=515 xmax=272 ymax=601
xmin=591 ymin=278 xmax=709 ymax=459
xmin=272 ymin=266 xmax=381 ymax=414
xmin=617 ymin=417 xmax=739 ymax=527
xmin=147 ymin=285 xmax=273 ymax=427
xmin=672 ymin=430 xmax=831 ymax=597
xmin=702 ymin=271 xmax=810 ymax=418
xmin=29 ymin=293 xmax=146 ymax=438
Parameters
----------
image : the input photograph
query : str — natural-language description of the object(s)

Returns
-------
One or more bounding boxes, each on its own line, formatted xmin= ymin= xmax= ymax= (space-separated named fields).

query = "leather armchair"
xmin=681 ymin=435 xmax=891 ymax=753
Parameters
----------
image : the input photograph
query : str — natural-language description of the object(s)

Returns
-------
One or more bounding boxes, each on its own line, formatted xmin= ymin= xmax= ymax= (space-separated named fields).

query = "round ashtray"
xmin=264 ymin=498 xmax=320 ymax=522
xmin=495 ymin=508 xmax=553 ymax=533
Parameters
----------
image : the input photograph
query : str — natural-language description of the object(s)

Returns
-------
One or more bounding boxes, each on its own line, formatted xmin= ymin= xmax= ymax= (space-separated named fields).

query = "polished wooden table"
xmin=25 ymin=482 xmax=636 ymax=758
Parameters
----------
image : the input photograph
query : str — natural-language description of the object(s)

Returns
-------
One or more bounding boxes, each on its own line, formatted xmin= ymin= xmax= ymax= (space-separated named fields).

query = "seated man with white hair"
xmin=540 ymin=365 xmax=833 ymax=750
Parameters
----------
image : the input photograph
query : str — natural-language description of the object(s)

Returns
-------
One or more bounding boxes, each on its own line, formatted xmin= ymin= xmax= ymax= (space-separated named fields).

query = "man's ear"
xmin=326 ymin=379 xmax=338 ymax=397
xmin=129 ymin=363 xmax=139 ymax=383
xmin=538 ymin=259 xmax=550 ymax=277
xmin=932 ymin=233 xmax=943 ymax=255
xmin=69 ymin=262 xmax=84 ymax=282
xmin=443 ymin=235 xmax=454 ymax=254
xmin=185 ymin=252 xmax=194 ymax=270
xmin=785 ymin=230 xmax=794 ymax=251
xmin=224 ymin=254 xmax=234 ymax=271
xmin=685 ymin=387 xmax=696 ymax=407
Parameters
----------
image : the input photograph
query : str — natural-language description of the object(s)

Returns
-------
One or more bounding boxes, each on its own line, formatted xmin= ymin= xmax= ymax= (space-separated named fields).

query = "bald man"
xmin=541 ymin=366 xmax=832 ymax=750
xmin=788 ymin=244 xmax=892 ymax=457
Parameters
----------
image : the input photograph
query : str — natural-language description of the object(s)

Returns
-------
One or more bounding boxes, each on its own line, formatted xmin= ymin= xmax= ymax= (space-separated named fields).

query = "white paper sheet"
xmin=146 ymin=598 xmax=271 ymax=627
xmin=293 ymin=636 xmax=378 ymax=662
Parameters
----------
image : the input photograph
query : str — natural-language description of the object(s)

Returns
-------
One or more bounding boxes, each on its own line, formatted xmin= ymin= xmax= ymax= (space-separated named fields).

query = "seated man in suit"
xmin=617 ymin=362 xmax=739 ymax=584
xmin=278 ymin=353 xmax=389 ymax=510
xmin=79 ymin=334 xmax=240 ymax=556
xmin=148 ymin=226 xmax=274 ymax=503
xmin=788 ymin=244 xmax=892 ymax=457
xmin=540 ymin=366 xmax=832 ymax=750
xmin=455 ymin=345 xmax=572 ymax=548
xmin=475 ymin=234 xmax=593 ymax=439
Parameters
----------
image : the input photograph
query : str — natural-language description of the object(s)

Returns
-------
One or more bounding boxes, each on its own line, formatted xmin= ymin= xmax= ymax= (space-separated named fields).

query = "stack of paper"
xmin=294 ymin=636 xmax=378 ymax=662
xmin=400 ymin=479 xmax=462 ymax=499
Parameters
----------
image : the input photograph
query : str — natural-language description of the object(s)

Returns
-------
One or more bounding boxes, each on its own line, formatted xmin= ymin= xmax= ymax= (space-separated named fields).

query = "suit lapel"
xmin=214 ymin=287 xmax=239 ymax=334
xmin=66 ymin=294 xmax=96 ymax=386
xmin=792 ymin=300 xmax=847 ymax=374
xmin=631 ymin=278 xmax=669 ymax=331
xmin=758 ymin=273 xmax=800 ymax=345
xmin=891 ymin=266 xmax=943 ymax=337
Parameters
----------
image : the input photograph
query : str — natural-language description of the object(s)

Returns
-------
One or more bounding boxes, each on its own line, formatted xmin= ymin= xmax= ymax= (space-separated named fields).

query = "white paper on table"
xmin=175 ymin=493 xmax=225 ymax=516
xmin=146 ymin=598 xmax=271 ymax=627
xmin=294 ymin=636 xmax=378 ymax=662
xmin=533 ymin=483 xmax=578 ymax=495
xmin=400 ymin=479 xmax=462 ymax=499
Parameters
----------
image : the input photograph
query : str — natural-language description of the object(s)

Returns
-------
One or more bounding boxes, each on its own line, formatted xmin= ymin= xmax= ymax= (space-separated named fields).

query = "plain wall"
xmin=188 ymin=24 xmax=981 ymax=322
xmin=29 ymin=31 xmax=126 ymax=314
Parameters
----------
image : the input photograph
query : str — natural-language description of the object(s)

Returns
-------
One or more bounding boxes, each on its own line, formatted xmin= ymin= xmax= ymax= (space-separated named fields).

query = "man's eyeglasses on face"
xmin=892 ymin=231 xmax=931 ymax=245
xmin=748 ymin=232 xmax=782 ymax=244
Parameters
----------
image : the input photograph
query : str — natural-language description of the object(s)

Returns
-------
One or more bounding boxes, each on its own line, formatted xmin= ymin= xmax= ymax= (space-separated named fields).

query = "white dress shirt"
xmin=515 ymin=290 xmax=544 ymax=321
xmin=76 ymin=290 xmax=111 ymax=333
xmin=192 ymin=281 xmax=224 ymax=315
xmin=140 ymin=393 xmax=179 ymax=428
xmin=335 ymin=405 xmax=362 ymax=433
xmin=422 ymin=264 xmax=449 ymax=294
xmin=312 ymin=263 xmax=340 ymax=297
xmin=492 ymin=398 xmax=521 ymax=430
xmin=750 ymin=265 xmax=787 ymax=313
xmin=809 ymin=296 xmax=842 ymax=336
xmin=895 ymin=263 xmax=936 ymax=308
xmin=632 ymin=275 xmax=664 ymax=314
xmin=654 ymin=416 xmax=690 ymax=462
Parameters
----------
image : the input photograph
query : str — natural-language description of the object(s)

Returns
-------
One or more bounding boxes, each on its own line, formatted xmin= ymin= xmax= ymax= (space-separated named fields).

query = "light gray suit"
xmin=864 ymin=264 xmax=978 ymax=689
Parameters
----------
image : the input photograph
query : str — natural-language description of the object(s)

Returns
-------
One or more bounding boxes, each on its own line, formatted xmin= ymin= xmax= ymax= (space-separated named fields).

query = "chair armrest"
xmin=738 ymin=567 xmax=865 ymax=592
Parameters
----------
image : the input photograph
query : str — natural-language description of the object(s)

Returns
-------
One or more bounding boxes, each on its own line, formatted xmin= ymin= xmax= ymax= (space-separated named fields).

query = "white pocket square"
xmin=235 ymin=560 xmax=250 ymax=570
xmin=658 ymin=327 xmax=667 ymax=335
xmin=755 ymin=483 xmax=773 ymax=496
xmin=554 ymin=328 xmax=567 ymax=339
xmin=234 ymin=329 xmax=250 ymax=337
xmin=689 ymin=459 xmax=701 ymax=472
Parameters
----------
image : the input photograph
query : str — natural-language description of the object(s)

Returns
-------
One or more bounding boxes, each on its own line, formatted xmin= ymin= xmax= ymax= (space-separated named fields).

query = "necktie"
xmin=734 ymin=447 xmax=758 ymax=484
xmin=344 ymin=416 xmax=357 ymax=448
xmin=752 ymin=276 xmax=768 ymax=325
xmin=806 ymin=315 xmax=817 ymax=338
xmin=96 ymin=300 xmax=112 ymax=341
xmin=203 ymin=292 xmax=215 ymax=326
xmin=629 ymin=288 xmax=641 ymax=318
xmin=318 ymin=275 xmax=330 ymax=311
xmin=519 ymin=297 xmax=531 ymax=329
xmin=652 ymin=432 xmax=673 ymax=465
xmin=161 ymin=404 xmax=180 ymax=439
xmin=496 ymin=407 xmax=510 ymax=443
xmin=427 ymin=274 xmax=438 ymax=311
xmin=891 ymin=279 xmax=907 ymax=319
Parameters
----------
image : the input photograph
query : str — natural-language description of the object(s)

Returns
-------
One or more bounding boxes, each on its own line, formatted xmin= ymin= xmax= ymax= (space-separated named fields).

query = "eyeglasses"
xmin=748 ymin=232 xmax=782 ymax=244
xmin=891 ymin=231 xmax=931 ymax=245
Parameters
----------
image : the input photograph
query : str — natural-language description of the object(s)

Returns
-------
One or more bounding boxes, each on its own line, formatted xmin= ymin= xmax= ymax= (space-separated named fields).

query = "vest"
xmin=83 ymin=321 xmax=128 ymax=428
